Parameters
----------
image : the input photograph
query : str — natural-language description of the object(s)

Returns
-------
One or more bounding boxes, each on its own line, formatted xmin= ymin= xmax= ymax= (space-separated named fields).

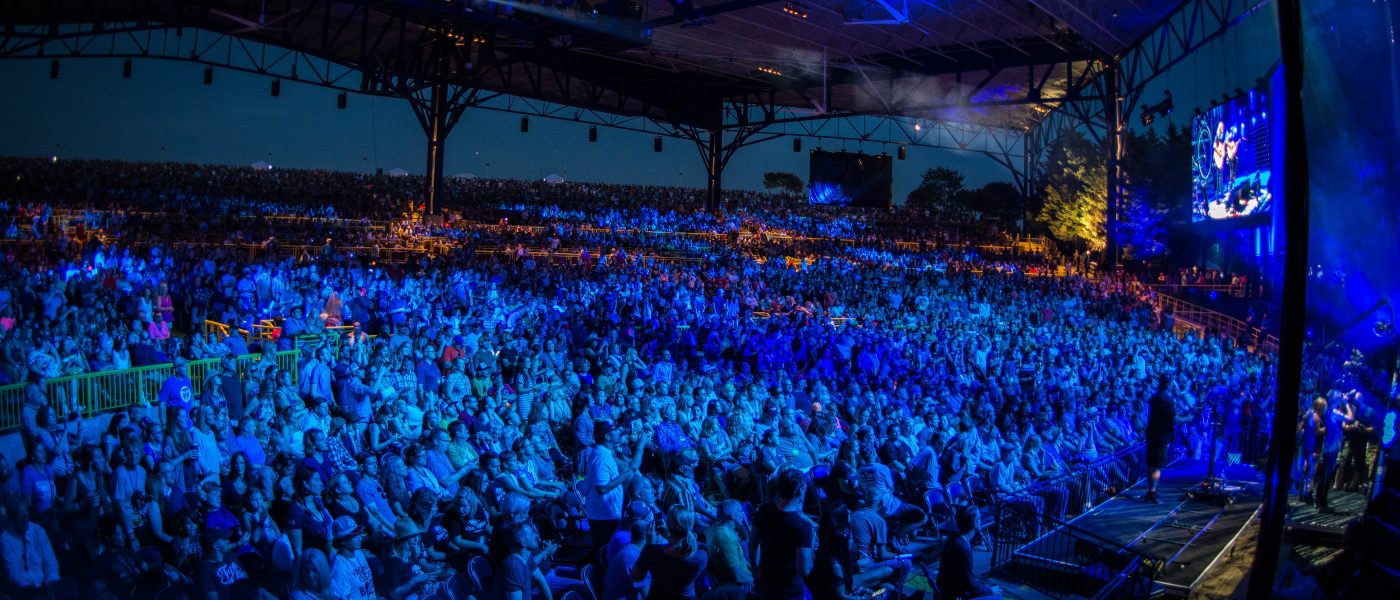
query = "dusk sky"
xmin=0 ymin=9 xmax=1277 ymax=204
xmin=1 ymin=58 xmax=1011 ymax=203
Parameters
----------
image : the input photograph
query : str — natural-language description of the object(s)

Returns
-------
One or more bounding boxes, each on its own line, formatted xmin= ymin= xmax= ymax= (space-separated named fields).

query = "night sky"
xmin=0 ymin=8 xmax=1281 ymax=204
xmin=0 ymin=58 xmax=1008 ymax=202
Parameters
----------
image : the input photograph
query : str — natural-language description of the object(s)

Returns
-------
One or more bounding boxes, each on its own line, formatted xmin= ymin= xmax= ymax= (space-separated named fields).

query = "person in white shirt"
xmin=581 ymin=421 xmax=645 ymax=552
xmin=328 ymin=516 xmax=376 ymax=600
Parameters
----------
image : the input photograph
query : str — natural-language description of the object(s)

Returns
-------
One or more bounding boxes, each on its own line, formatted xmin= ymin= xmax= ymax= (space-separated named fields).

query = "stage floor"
xmin=1013 ymin=458 xmax=1264 ymax=597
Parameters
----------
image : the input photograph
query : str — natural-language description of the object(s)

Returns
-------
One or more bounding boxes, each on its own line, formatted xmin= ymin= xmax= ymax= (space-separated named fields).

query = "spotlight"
xmin=337 ymin=92 xmax=347 ymax=109
xmin=1140 ymin=91 xmax=1173 ymax=126
xmin=1374 ymin=320 xmax=1395 ymax=339
xmin=520 ymin=117 xmax=529 ymax=132
xmin=204 ymin=67 xmax=213 ymax=85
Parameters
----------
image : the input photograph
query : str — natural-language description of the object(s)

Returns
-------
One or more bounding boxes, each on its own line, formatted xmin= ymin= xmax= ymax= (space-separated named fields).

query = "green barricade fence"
xmin=0 ymin=350 xmax=301 ymax=432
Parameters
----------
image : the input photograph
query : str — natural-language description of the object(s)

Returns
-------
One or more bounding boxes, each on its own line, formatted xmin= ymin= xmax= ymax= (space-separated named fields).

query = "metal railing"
xmin=1156 ymin=294 xmax=1280 ymax=354
xmin=990 ymin=443 xmax=1153 ymax=599
xmin=993 ymin=500 xmax=1162 ymax=600
xmin=1143 ymin=282 xmax=1247 ymax=298
xmin=0 ymin=350 xmax=300 ymax=432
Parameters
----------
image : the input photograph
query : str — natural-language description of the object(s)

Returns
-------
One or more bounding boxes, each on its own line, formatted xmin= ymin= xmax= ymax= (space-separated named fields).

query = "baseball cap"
xmin=332 ymin=515 xmax=365 ymax=541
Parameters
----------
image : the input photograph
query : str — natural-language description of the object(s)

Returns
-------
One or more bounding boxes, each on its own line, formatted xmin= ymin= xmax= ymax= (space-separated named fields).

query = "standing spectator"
xmin=581 ymin=422 xmax=642 ymax=552
xmin=752 ymin=468 xmax=816 ymax=600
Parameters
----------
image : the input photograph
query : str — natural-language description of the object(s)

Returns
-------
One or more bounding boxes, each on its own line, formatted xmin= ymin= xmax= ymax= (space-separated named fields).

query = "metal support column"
xmin=424 ymin=36 xmax=451 ymax=217
xmin=1249 ymin=0 xmax=1310 ymax=596
xmin=1021 ymin=132 xmax=1038 ymax=233
xmin=706 ymin=128 xmax=723 ymax=211
xmin=1104 ymin=60 xmax=1124 ymax=268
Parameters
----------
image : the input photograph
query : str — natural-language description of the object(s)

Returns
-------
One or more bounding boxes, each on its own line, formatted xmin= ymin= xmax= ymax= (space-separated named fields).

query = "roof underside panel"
xmin=1 ymin=0 xmax=1182 ymax=128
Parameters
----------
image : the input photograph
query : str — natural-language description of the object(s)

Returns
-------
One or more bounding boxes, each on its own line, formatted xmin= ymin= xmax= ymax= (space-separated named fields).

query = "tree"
xmin=905 ymin=167 xmax=965 ymax=210
xmin=1037 ymin=128 xmax=1106 ymax=251
xmin=1114 ymin=125 xmax=1193 ymax=260
xmin=762 ymin=172 xmax=804 ymax=195
xmin=953 ymin=181 xmax=1023 ymax=225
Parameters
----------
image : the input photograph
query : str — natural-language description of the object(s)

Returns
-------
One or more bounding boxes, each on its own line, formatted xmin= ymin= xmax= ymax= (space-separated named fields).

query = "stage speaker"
xmin=122 ymin=59 xmax=132 ymax=78
xmin=271 ymin=79 xmax=281 ymax=97
xmin=793 ymin=138 xmax=801 ymax=152
xmin=588 ymin=126 xmax=597 ymax=142
xmin=897 ymin=145 xmax=906 ymax=160
xmin=520 ymin=117 xmax=529 ymax=133
xmin=337 ymin=92 xmax=347 ymax=109
xmin=653 ymin=137 xmax=662 ymax=152
xmin=50 ymin=59 xmax=59 ymax=79
xmin=203 ymin=67 xmax=213 ymax=85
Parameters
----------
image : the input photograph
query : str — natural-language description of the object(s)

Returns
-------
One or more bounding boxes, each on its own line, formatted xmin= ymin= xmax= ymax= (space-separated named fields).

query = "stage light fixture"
xmin=757 ymin=66 xmax=782 ymax=76
xmin=122 ymin=58 xmax=132 ymax=78
xmin=653 ymin=137 xmax=663 ymax=152
xmin=204 ymin=67 xmax=213 ymax=85
xmin=271 ymin=79 xmax=281 ymax=97
xmin=588 ymin=126 xmax=597 ymax=142
xmin=337 ymin=92 xmax=347 ymax=109
xmin=1383 ymin=410 xmax=1398 ymax=448
xmin=782 ymin=3 xmax=809 ymax=18
xmin=520 ymin=117 xmax=529 ymax=132
xmin=793 ymin=138 xmax=801 ymax=152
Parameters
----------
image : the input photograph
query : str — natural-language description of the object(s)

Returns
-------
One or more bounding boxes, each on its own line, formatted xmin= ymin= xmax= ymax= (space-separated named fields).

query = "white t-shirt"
xmin=330 ymin=550 xmax=376 ymax=600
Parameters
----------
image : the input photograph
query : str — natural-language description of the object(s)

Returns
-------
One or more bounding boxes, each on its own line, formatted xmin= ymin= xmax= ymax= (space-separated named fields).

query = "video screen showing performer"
xmin=1191 ymin=89 xmax=1273 ymax=222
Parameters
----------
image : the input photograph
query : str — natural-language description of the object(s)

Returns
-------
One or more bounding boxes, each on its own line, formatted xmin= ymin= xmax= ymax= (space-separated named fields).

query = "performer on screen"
xmin=1212 ymin=122 xmax=1244 ymax=212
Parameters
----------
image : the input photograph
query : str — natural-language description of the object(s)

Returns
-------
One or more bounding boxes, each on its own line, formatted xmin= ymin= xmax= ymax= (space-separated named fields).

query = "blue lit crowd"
xmin=0 ymin=158 xmax=1312 ymax=600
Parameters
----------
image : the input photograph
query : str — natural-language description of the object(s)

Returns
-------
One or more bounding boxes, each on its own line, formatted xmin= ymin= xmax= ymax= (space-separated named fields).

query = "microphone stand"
xmin=1187 ymin=401 xmax=1238 ymax=505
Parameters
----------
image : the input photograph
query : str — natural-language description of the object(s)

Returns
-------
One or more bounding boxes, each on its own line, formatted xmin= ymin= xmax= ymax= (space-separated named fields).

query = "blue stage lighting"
xmin=1383 ymin=409 xmax=1398 ymax=448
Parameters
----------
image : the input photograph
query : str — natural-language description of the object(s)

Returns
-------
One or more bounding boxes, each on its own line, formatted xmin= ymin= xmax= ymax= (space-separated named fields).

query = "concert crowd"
xmin=0 ymin=158 xmax=1376 ymax=600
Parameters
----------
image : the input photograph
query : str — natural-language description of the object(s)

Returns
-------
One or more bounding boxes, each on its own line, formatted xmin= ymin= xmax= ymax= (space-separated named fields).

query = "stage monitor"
xmin=1191 ymin=87 xmax=1273 ymax=222
xmin=808 ymin=150 xmax=893 ymax=208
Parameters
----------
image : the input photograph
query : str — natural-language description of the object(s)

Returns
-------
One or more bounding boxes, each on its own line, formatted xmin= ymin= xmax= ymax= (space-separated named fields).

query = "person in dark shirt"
xmin=752 ymin=468 xmax=816 ymax=600
xmin=1145 ymin=375 xmax=1180 ymax=503
xmin=632 ymin=505 xmax=707 ymax=600
xmin=936 ymin=505 xmax=997 ymax=600
xmin=489 ymin=523 xmax=543 ymax=600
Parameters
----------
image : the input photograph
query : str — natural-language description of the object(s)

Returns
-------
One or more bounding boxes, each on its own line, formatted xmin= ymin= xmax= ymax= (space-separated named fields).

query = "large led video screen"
xmin=1191 ymin=87 xmax=1273 ymax=222
xmin=808 ymin=150 xmax=893 ymax=208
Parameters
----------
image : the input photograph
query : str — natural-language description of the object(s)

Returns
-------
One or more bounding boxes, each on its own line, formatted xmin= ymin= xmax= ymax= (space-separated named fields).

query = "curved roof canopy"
xmin=3 ymin=0 xmax=1180 ymax=129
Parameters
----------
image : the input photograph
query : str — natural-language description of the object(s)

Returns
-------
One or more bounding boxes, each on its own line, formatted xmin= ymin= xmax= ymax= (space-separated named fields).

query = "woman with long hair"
xmin=289 ymin=548 xmax=330 ymax=600
xmin=287 ymin=467 xmax=333 ymax=555
xmin=631 ymin=505 xmax=707 ymax=600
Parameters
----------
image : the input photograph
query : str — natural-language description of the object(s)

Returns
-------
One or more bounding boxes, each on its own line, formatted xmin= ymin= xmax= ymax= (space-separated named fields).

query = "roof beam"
xmin=640 ymin=0 xmax=781 ymax=29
